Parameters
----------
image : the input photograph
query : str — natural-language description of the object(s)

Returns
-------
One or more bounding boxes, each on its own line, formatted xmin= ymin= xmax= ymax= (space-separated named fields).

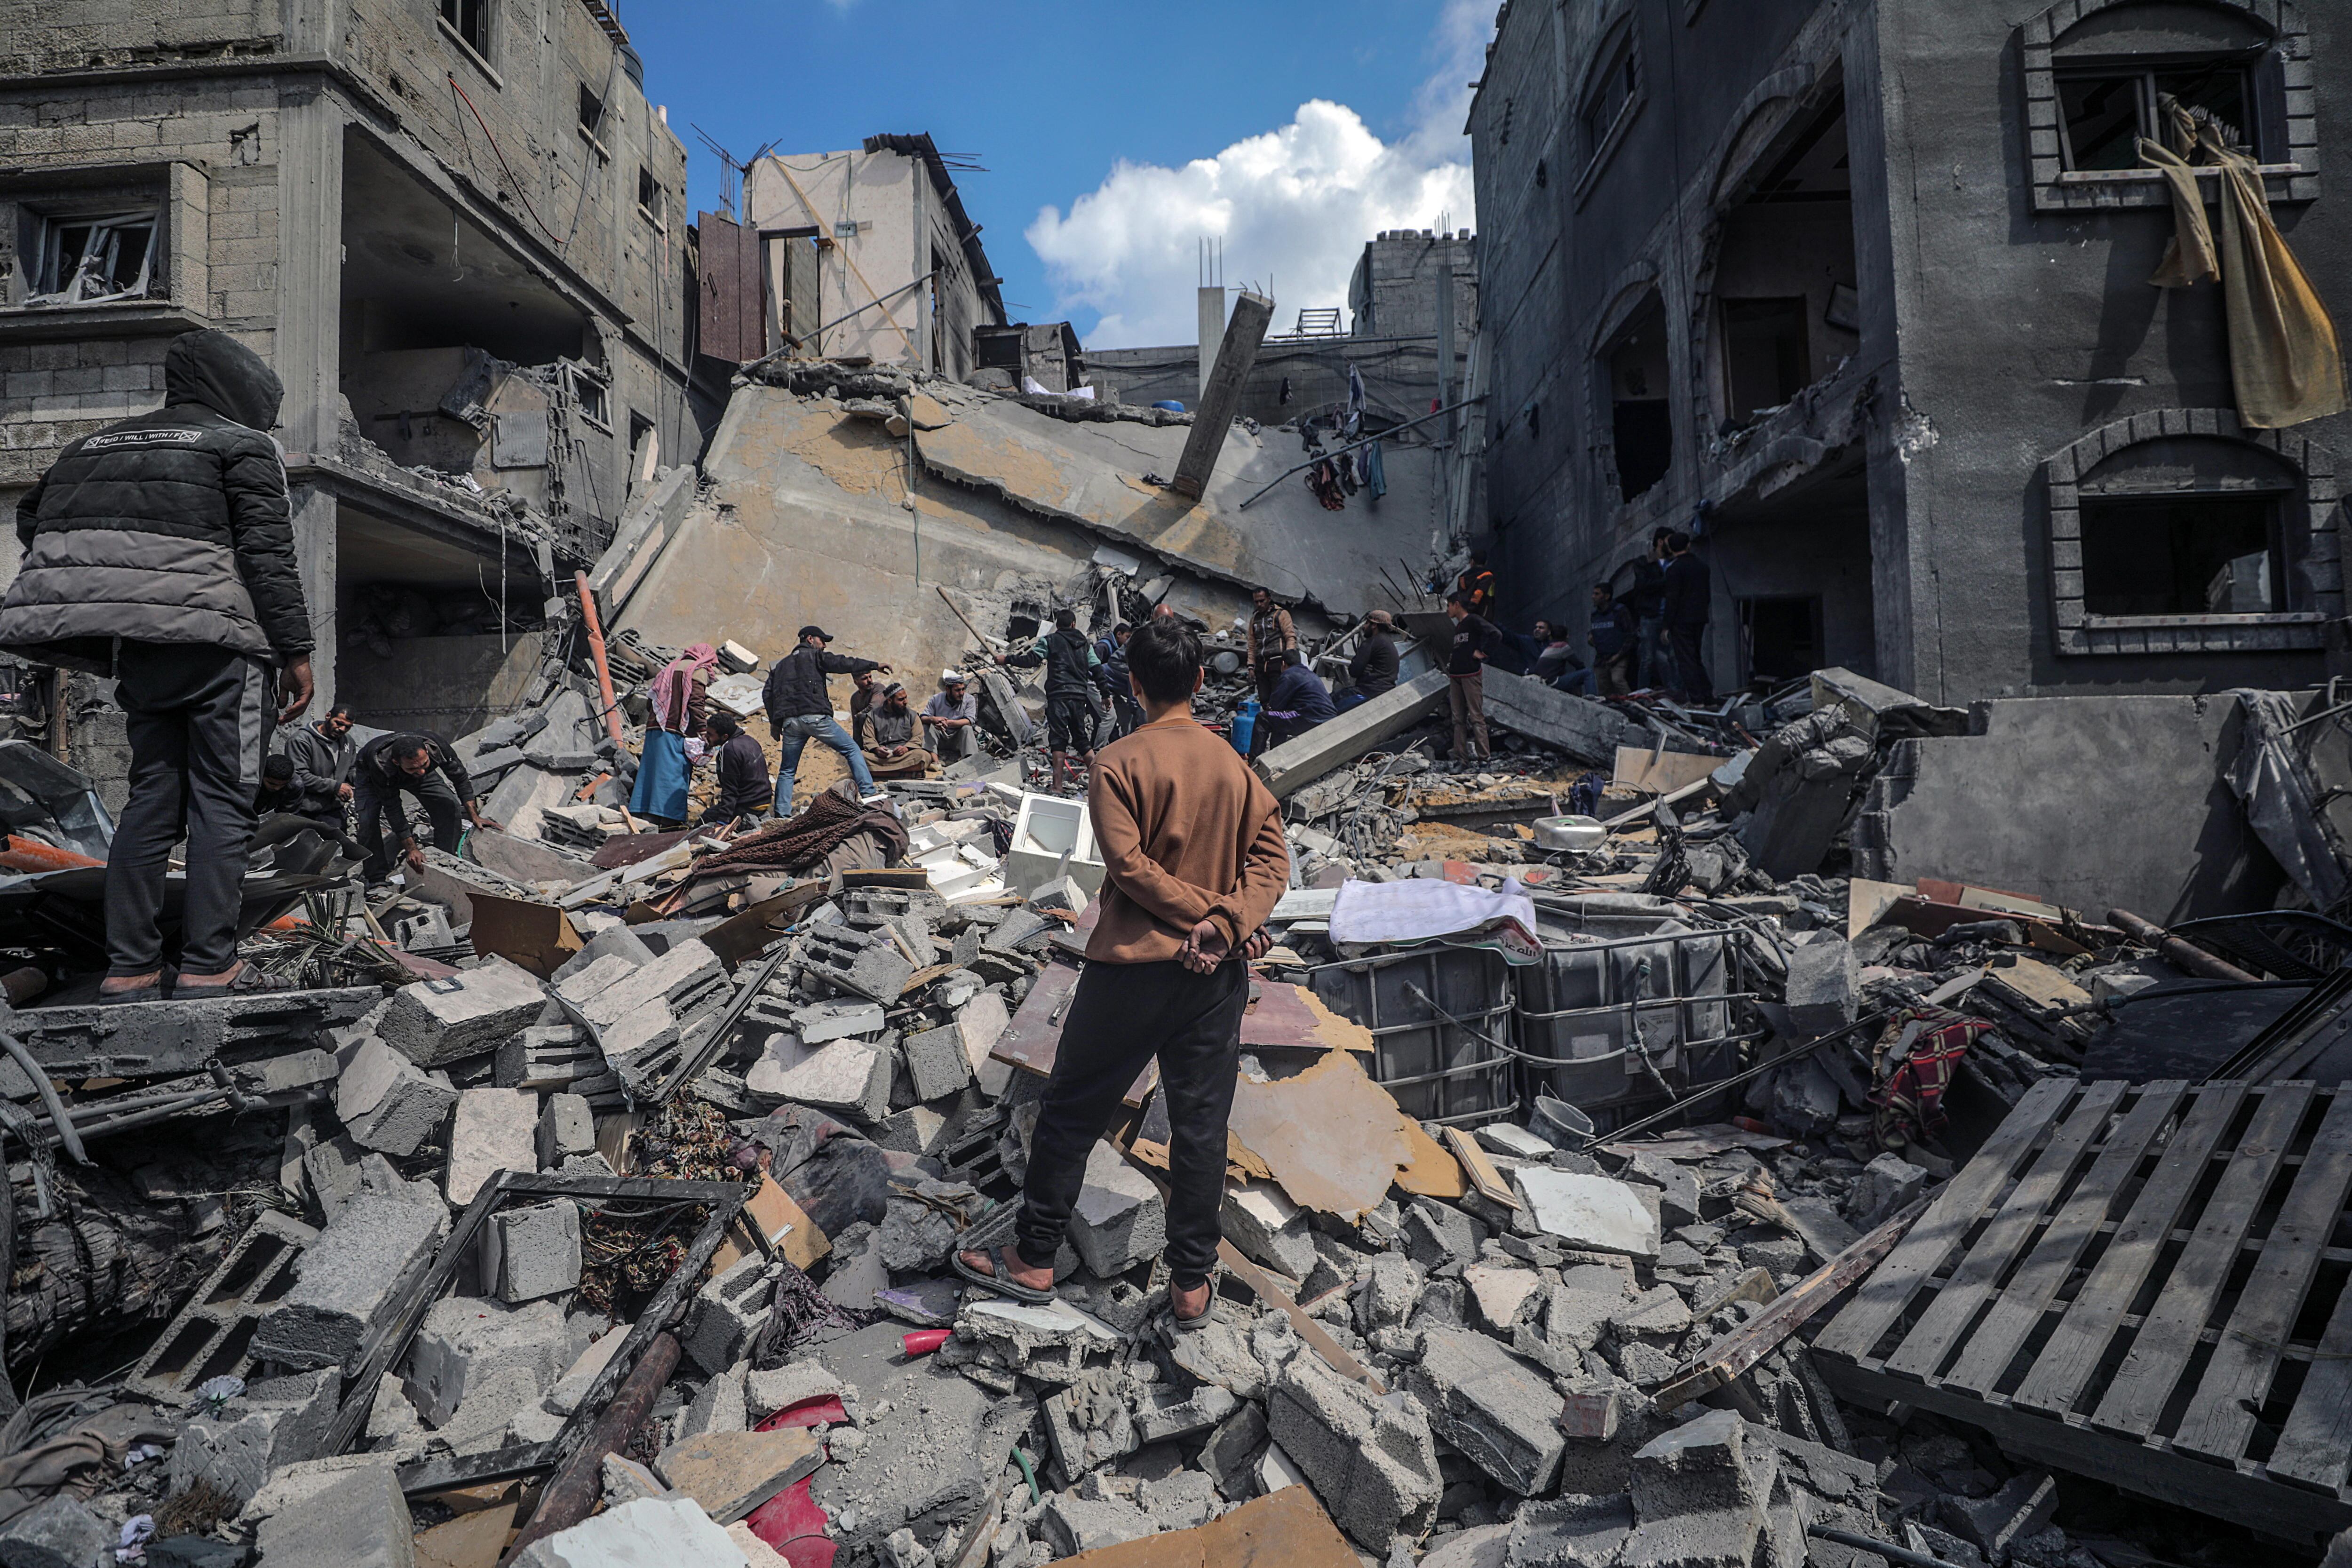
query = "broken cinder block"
xmin=378 ymin=958 xmax=547 ymax=1067
xmin=334 ymin=1037 xmax=457 ymax=1157
xmin=445 ymin=1086 xmax=540 ymax=1205
xmin=253 ymin=1197 xmax=444 ymax=1373
xmin=481 ymin=1201 xmax=583 ymax=1303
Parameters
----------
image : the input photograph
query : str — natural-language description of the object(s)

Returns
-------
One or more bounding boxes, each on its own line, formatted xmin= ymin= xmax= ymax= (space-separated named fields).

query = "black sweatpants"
xmin=106 ymin=642 xmax=270 ymax=977
xmin=354 ymin=770 xmax=464 ymax=881
xmin=1015 ymin=958 xmax=1249 ymax=1289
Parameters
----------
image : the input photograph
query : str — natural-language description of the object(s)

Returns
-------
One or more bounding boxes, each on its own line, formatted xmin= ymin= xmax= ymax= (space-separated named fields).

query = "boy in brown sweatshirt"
xmin=957 ymin=618 xmax=1290 ymax=1325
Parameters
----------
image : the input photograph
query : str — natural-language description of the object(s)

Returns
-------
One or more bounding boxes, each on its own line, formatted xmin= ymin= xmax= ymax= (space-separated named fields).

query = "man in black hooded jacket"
xmin=0 ymin=330 xmax=314 ymax=1001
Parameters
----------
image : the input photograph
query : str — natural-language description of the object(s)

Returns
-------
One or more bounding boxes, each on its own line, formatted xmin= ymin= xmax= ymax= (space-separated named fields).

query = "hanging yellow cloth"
xmin=2139 ymin=100 xmax=2346 ymax=430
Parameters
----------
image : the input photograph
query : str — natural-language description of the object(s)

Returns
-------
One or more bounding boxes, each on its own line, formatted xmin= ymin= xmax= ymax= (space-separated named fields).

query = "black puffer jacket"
xmin=0 ymin=330 xmax=312 ymax=673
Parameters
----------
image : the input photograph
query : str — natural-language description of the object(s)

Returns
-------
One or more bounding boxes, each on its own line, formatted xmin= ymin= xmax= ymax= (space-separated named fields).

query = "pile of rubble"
xmin=5 ymin=648 xmax=2352 ymax=1568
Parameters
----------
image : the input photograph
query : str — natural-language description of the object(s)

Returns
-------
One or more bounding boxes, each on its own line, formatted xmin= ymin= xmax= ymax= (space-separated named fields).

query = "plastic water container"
xmin=1230 ymin=698 xmax=1259 ymax=755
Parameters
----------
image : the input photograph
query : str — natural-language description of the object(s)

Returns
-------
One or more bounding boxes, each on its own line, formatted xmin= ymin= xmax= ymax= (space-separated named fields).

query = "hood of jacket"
xmin=164 ymin=330 xmax=283 ymax=432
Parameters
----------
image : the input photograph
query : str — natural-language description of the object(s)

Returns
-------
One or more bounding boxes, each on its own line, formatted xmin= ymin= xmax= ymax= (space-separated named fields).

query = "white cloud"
xmin=1026 ymin=3 xmax=1486 ymax=349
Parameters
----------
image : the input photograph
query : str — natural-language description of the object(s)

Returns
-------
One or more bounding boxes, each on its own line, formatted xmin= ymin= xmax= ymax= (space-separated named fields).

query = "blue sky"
xmin=625 ymin=1 xmax=1484 ymax=347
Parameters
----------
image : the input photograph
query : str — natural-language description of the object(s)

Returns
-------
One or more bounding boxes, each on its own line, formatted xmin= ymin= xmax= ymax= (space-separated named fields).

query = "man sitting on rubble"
xmin=956 ymin=617 xmax=1288 ymax=1328
xmin=700 ymin=710 xmax=771 ymax=828
xmin=1259 ymin=649 xmax=1335 ymax=750
xmin=857 ymin=682 xmax=932 ymax=780
xmin=922 ymin=671 xmax=979 ymax=765
xmin=353 ymin=732 xmax=499 ymax=881
xmin=0 ymin=329 xmax=316 ymax=1002
xmin=282 ymin=700 xmax=358 ymax=811
xmin=765 ymin=624 xmax=887 ymax=817
xmin=256 ymin=754 xmax=362 ymax=862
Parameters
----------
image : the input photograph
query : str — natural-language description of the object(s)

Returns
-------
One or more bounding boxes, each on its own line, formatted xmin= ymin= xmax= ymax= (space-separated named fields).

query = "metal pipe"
xmin=1807 ymin=1525 xmax=1954 ymax=1568
xmin=0 ymin=1030 xmax=85 ymax=1165
xmin=2106 ymin=907 xmax=2260 ymax=984
xmin=573 ymin=571 xmax=626 ymax=749
xmin=1234 ymin=394 xmax=1488 ymax=510
xmin=1597 ymin=1009 xmax=1894 ymax=1147
xmin=500 ymin=1329 xmax=681 ymax=1564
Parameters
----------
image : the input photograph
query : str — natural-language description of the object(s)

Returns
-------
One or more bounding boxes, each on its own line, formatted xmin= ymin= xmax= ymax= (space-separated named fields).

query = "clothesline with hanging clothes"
xmin=2138 ymin=96 xmax=2348 ymax=430
xmin=1234 ymin=393 xmax=1485 ymax=509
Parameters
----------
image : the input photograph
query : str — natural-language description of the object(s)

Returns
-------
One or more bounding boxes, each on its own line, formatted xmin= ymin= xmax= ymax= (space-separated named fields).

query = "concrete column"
xmin=276 ymin=90 xmax=345 ymax=712
xmin=1172 ymin=290 xmax=1274 ymax=501
xmin=289 ymin=484 xmax=337 ymax=712
xmin=1195 ymin=287 xmax=1225 ymax=400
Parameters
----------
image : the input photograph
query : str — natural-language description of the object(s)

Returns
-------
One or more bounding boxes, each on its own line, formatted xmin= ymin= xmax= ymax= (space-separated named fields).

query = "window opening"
xmin=2060 ymin=62 xmax=2255 ymax=169
xmin=636 ymin=168 xmax=664 ymax=226
xmin=2080 ymin=493 xmax=2286 ymax=614
xmin=578 ymin=83 xmax=605 ymax=138
xmin=439 ymin=0 xmax=489 ymax=57
xmin=1582 ymin=31 xmax=1637 ymax=159
xmin=1720 ymin=297 xmax=1810 ymax=424
xmin=569 ymin=368 xmax=611 ymax=430
xmin=1602 ymin=294 xmax=1672 ymax=503
xmin=28 ymin=211 xmax=157 ymax=305
xmin=1740 ymin=595 xmax=1824 ymax=682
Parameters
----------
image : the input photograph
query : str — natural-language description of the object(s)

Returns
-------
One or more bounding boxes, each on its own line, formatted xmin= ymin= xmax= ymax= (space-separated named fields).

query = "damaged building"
xmin=1470 ymin=0 xmax=2350 ymax=701
xmin=0 ymin=0 xmax=703 ymax=761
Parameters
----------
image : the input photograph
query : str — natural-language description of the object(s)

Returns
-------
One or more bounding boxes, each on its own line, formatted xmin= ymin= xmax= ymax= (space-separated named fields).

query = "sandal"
xmin=174 ymin=962 xmax=296 ymax=998
xmin=1169 ymin=1269 xmax=1224 ymax=1331
xmin=95 ymin=977 xmax=167 ymax=1006
xmin=953 ymin=1245 xmax=1056 ymax=1305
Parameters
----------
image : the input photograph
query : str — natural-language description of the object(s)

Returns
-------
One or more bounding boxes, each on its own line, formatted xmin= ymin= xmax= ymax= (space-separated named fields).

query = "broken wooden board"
xmin=1059 ymin=1482 xmax=1360 ymax=1567
xmin=413 ymin=1501 xmax=515 ymax=1568
xmin=990 ymin=956 xmax=1153 ymax=1104
xmin=1613 ymin=744 xmax=1723 ymax=796
xmin=1219 ymin=1241 xmax=1387 ymax=1396
xmin=1240 ymin=982 xmax=1374 ymax=1055
xmin=1225 ymin=1051 xmax=1413 ymax=1222
xmin=1394 ymin=1119 xmax=1468 ymax=1200
xmin=1979 ymin=956 xmax=2092 ymax=1019
xmin=1847 ymin=877 xmax=1908 ymax=940
xmin=1810 ymin=1078 xmax=2352 ymax=1543
xmin=1440 ymin=1125 xmax=1519 ymax=1210
xmin=1651 ymin=1195 xmax=1926 ymax=1413
xmin=712 ymin=1174 xmax=829 ymax=1275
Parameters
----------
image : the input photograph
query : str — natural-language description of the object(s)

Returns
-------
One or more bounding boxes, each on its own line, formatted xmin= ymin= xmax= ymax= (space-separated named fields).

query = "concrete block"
xmin=249 ymin=1457 xmax=413 ymax=1568
xmin=1403 ymin=1197 xmax=1480 ymax=1269
xmin=1475 ymin=1123 xmax=1555 ymax=1159
xmin=1257 ymin=670 xmax=1448 ymax=798
xmin=955 ymin=990 xmax=1009 ymax=1068
xmin=445 ymin=1087 xmax=540 ymax=1205
xmin=1198 ymin=1401 xmax=1269 ymax=1499
xmin=1254 ymin=1441 xmax=1309 ymax=1496
xmin=1138 ymin=1468 xmax=1219 ymax=1531
xmin=254 ymin=1198 xmax=444 ymax=1372
xmin=403 ymin=1296 xmax=571 ymax=1427
xmin=1506 ymin=1493 xmax=1634 ymax=1568
xmin=677 ymin=1366 xmax=749 ymax=1440
xmin=335 ymin=1038 xmax=458 ymax=1157
xmin=378 ymin=959 xmax=547 ymax=1067
xmin=1515 ymin=1169 xmax=1659 ymax=1258
xmin=481 ymin=1201 xmax=583 ymax=1302
xmin=793 ymin=999 xmax=885 ymax=1043
xmin=769 ymin=1037 xmax=894 ymax=1122
xmin=300 ymin=1132 xmax=366 ymax=1224
xmin=537 ymin=1092 xmax=596 ymax=1167
xmin=1940 ymin=1472 xmax=2058 ymax=1558
xmin=1066 ymin=1141 xmax=1166 ymax=1278
xmin=1621 ymin=1152 xmax=1701 ymax=1230
xmin=511 ymin=1496 xmax=747 ymax=1568
xmin=1039 ymin=1492 xmax=1153 ymax=1556
xmin=1359 ymin=1252 xmax=1424 ymax=1334
xmin=1222 ymin=1179 xmax=1317 ymax=1279
xmin=1130 ymin=1384 xmax=1238 ymax=1444
xmin=550 ymin=923 xmax=652 ymax=986
xmin=683 ymin=1254 xmax=776 ymax=1375
xmin=1404 ymin=1329 xmax=1566 ymax=1496
xmin=166 ymin=1369 xmax=339 ymax=1506
xmin=1783 ymin=935 xmax=1859 ymax=1039
xmin=1849 ymin=1153 xmax=1928 ymax=1227
xmin=1463 ymin=1265 xmax=1543 ymax=1334
xmin=0 ymin=1496 xmax=111 ymax=1568
xmin=654 ymin=1427 xmax=822 ymax=1523
xmin=496 ymin=1024 xmax=606 ymax=1090
xmin=744 ymin=1360 xmax=846 ymax=1421
xmin=901 ymin=1023 xmax=971 ymax=1102
xmin=1264 ymin=1348 xmax=1442 ymax=1548
xmin=800 ymin=924 xmax=913 ymax=1003
xmin=1627 ymin=1409 xmax=1777 ymax=1567
xmin=873 ymin=1104 xmax=948 ymax=1155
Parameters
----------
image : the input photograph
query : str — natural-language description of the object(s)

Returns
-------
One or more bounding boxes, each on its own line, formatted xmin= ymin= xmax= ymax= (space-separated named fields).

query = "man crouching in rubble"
xmin=956 ymin=618 xmax=1289 ymax=1327
xmin=0 ymin=330 xmax=315 ymax=1000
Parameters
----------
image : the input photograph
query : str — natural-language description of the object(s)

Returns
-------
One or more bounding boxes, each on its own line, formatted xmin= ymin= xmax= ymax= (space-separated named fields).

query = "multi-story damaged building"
xmin=1470 ymin=0 xmax=2347 ymax=701
xmin=0 ymin=0 xmax=699 ymax=735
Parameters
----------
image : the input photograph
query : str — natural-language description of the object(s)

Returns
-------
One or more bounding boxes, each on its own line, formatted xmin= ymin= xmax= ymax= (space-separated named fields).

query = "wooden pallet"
xmin=1811 ymin=1077 xmax=2352 ymax=1544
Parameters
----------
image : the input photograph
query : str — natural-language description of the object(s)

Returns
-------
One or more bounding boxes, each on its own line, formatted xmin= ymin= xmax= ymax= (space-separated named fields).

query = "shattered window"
xmin=2059 ymin=64 xmax=2256 ymax=168
xmin=2080 ymin=494 xmax=2287 ymax=616
xmin=28 ymin=211 xmax=157 ymax=306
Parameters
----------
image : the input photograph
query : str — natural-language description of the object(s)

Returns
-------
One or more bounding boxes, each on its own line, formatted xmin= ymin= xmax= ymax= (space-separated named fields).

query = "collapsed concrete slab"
xmin=1405 ymin=1328 xmax=1567 ymax=1496
xmin=1257 ymin=671 xmax=1448 ymax=798
xmin=1480 ymin=674 xmax=1630 ymax=764
xmin=1264 ymin=1350 xmax=1441 ymax=1548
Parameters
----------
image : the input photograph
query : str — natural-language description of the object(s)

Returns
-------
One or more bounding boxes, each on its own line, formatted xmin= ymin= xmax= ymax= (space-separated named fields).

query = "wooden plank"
xmin=1943 ymin=1081 xmax=2188 ymax=1396
xmin=1219 ymin=1240 xmax=1387 ymax=1394
xmin=1650 ymin=1197 xmax=1926 ymax=1411
xmin=1814 ymin=1076 xmax=2076 ymax=1363
xmin=2173 ymin=1087 xmax=2352 ymax=1461
xmin=2089 ymin=1082 xmax=2314 ymax=1439
xmin=2266 ymin=1220 xmax=2352 ymax=1490
xmin=1882 ymin=1081 xmax=2129 ymax=1383
xmin=1441 ymin=1125 xmax=1519 ymax=1210
xmin=2011 ymin=1081 xmax=2248 ymax=1417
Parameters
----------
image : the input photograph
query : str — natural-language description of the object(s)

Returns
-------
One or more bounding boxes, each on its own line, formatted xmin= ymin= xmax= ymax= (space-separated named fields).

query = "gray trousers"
xmin=106 ymin=642 xmax=270 ymax=976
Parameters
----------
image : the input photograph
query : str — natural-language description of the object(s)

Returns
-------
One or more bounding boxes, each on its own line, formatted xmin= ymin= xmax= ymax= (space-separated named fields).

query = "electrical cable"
xmin=446 ymin=72 xmax=562 ymax=242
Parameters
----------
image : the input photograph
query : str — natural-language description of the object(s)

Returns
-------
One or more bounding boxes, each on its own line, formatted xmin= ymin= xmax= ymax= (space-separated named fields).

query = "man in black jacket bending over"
xmin=0 ymin=331 xmax=315 ymax=1001
xmin=353 ymin=732 xmax=496 ymax=882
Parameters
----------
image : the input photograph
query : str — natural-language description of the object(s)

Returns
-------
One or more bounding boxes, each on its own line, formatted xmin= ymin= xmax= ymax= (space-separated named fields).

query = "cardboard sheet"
xmin=1058 ymin=1474 xmax=1359 ymax=1567
xmin=1225 ymin=1050 xmax=1414 ymax=1222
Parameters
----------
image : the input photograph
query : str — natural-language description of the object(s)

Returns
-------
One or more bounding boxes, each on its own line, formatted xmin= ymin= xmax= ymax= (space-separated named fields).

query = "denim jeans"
xmin=1637 ymin=615 xmax=1669 ymax=689
xmin=772 ymin=713 xmax=874 ymax=816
